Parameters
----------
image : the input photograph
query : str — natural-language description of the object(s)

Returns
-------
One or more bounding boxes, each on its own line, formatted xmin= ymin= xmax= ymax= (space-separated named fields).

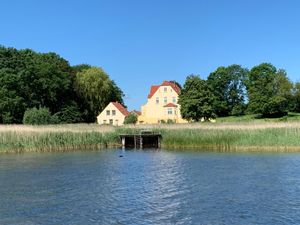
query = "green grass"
xmin=216 ymin=112 xmax=300 ymax=123
xmin=2 ymin=120 xmax=300 ymax=153
xmin=161 ymin=127 xmax=300 ymax=151
xmin=0 ymin=131 xmax=120 ymax=153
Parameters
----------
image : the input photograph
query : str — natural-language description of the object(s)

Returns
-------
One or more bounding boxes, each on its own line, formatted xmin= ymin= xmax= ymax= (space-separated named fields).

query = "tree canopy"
xmin=74 ymin=67 xmax=124 ymax=122
xmin=0 ymin=46 xmax=124 ymax=124
xmin=207 ymin=65 xmax=248 ymax=116
xmin=247 ymin=63 xmax=292 ymax=117
xmin=178 ymin=75 xmax=215 ymax=121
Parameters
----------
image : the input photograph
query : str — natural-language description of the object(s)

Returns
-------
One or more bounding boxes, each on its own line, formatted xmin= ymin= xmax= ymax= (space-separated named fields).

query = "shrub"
xmin=53 ymin=103 xmax=82 ymax=124
xmin=23 ymin=107 xmax=58 ymax=125
xmin=124 ymin=113 xmax=137 ymax=124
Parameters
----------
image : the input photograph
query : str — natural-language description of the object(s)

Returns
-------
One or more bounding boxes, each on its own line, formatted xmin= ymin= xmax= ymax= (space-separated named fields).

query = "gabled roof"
xmin=161 ymin=81 xmax=181 ymax=95
xmin=163 ymin=103 xmax=178 ymax=107
xmin=148 ymin=81 xmax=181 ymax=99
xmin=111 ymin=102 xmax=129 ymax=116
xmin=147 ymin=85 xmax=160 ymax=98
xmin=131 ymin=110 xmax=141 ymax=116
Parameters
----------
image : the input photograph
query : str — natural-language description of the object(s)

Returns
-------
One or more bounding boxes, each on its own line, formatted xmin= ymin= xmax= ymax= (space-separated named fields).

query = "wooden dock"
xmin=119 ymin=130 xmax=162 ymax=149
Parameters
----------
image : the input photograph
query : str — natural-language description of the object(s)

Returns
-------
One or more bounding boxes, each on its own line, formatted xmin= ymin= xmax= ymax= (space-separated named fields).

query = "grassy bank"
xmin=0 ymin=124 xmax=119 ymax=153
xmin=1 ymin=122 xmax=300 ymax=153
xmin=161 ymin=128 xmax=300 ymax=152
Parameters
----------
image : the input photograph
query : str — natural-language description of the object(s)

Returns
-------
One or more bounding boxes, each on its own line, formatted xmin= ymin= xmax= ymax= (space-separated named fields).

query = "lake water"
xmin=1 ymin=150 xmax=300 ymax=225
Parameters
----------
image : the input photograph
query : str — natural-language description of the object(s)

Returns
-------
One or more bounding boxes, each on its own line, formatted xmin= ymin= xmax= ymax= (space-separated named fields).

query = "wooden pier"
xmin=119 ymin=130 xmax=162 ymax=149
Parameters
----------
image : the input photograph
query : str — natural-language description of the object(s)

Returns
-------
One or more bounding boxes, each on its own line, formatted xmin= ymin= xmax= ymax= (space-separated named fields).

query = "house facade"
xmin=138 ymin=81 xmax=187 ymax=124
xmin=97 ymin=102 xmax=129 ymax=126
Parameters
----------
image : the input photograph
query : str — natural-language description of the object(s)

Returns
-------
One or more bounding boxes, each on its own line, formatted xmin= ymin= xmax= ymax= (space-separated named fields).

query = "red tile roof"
xmin=163 ymin=103 xmax=178 ymax=107
xmin=147 ymin=85 xmax=160 ymax=98
xmin=112 ymin=102 xmax=129 ymax=116
xmin=131 ymin=110 xmax=141 ymax=116
xmin=148 ymin=81 xmax=181 ymax=98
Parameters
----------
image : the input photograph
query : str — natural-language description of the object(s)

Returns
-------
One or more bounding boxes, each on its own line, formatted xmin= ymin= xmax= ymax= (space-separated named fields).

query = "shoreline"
xmin=1 ymin=123 xmax=300 ymax=153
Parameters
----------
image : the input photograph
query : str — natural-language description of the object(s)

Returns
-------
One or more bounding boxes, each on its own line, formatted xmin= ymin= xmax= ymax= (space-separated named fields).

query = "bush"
xmin=124 ymin=113 xmax=137 ymax=124
xmin=53 ymin=103 xmax=82 ymax=124
xmin=23 ymin=107 xmax=58 ymax=125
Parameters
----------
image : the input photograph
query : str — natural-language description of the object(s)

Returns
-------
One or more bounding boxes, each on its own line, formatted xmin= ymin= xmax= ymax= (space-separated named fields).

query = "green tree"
xmin=169 ymin=80 xmax=182 ymax=89
xmin=74 ymin=67 xmax=124 ymax=122
xmin=53 ymin=102 xmax=82 ymax=123
xmin=247 ymin=63 xmax=292 ymax=117
xmin=0 ymin=46 xmax=75 ymax=123
xmin=207 ymin=65 xmax=248 ymax=116
xmin=290 ymin=82 xmax=300 ymax=112
xmin=178 ymin=75 xmax=215 ymax=121
xmin=124 ymin=113 xmax=138 ymax=124
xmin=23 ymin=107 xmax=58 ymax=125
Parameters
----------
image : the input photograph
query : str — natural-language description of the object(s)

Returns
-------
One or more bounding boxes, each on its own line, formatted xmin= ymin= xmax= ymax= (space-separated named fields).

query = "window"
xmin=168 ymin=108 xmax=173 ymax=115
xmin=164 ymin=87 xmax=167 ymax=92
xmin=112 ymin=110 xmax=116 ymax=116
xmin=173 ymin=97 xmax=176 ymax=103
xmin=115 ymin=119 xmax=118 ymax=125
xmin=164 ymin=97 xmax=167 ymax=104
xmin=106 ymin=110 xmax=110 ymax=116
xmin=156 ymin=97 xmax=159 ymax=104
xmin=103 ymin=120 xmax=106 ymax=124
xmin=109 ymin=119 xmax=113 ymax=125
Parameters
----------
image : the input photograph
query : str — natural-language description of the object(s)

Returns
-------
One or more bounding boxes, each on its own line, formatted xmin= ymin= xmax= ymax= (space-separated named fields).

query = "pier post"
xmin=140 ymin=136 xmax=143 ymax=149
xmin=158 ymin=136 xmax=161 ymax=149
xmin=122 ymin=137 xmax=125 ymax=150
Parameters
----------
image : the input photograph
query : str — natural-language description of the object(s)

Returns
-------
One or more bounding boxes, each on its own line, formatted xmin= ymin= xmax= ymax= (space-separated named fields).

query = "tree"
xmin=53 ymin=102 xmax=82 ymax=123
xmin=169 ymin=80 xmax=182 ymax=89
xmin=124 ymin=113 xmax=138 ymax=124
xmin=74 ymin=67 xmax=124 ymax=122
xmin=0 ymin=46 xmax=75 ymax=123
xmin=178 ymin=75 xmax=215 ymax=121
xmin=247 ymin=63 xmax=292 ymax=117
xmin=23 ymin=107 xmax=58 ymax=125
xmin=207 ymin=65 xmax=248 ymax=116
xmin=290 ymin=82 xmax=300 ymax=112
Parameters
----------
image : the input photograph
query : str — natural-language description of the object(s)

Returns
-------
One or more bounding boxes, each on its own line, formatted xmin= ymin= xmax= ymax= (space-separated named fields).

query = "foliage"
xmin=246 ymin=63 xmax=292 ymax=117
xmin=0 ymin=46 xmax=124 ymax=124
xmin=0 ymin=46 xmax=73 ymax=123
xmin=124 ymin=113 xmax=138 ymax=124
xmin=74 ymin=67 xmax=124 ymax=122
xmin=169 ymin=80 xmax=182 ymax=89
xmin=53 ymin=102 xmax=82 ymax=124
xmin=178 ymin=75 xmax=215 ymax=121
xmin=23 ymin=107 xmax=58 ymax=125
xmin=207 ymin=65 xmax=248 ymax=116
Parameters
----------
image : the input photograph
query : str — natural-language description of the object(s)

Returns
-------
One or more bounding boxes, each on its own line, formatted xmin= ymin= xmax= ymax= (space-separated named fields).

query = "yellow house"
xmin=97 ymin=102 xmax=129 ymax=126
xmin=138 ymin=81 xmax=187 ymax=124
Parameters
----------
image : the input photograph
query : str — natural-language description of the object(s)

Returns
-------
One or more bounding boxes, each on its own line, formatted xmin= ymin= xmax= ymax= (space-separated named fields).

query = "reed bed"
xmin=161 ymin=127 xmax=300 ymax=152
xmin=0 ymin=125 xmax=119 ymax=153
xmin=1 ymin=122 xmax=300 ymax=153
xmin=0 ymin=124 xmax=115 ymax=133
xmin=123 ymin=121 xmax=300 ymax=131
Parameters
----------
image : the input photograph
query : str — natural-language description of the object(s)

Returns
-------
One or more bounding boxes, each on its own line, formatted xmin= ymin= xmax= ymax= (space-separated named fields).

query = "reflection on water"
xmin=1 ymin=150 xmax=300 ymax=224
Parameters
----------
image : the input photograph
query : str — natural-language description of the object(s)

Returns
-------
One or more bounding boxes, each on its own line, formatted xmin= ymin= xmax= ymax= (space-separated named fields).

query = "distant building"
xmin=138 ymin=81 xmax=187 ymax=124
xmin=131 ymin=110 xmax=141 ymax=117
xmin=97 ymin=102 xmax=129 ymax=126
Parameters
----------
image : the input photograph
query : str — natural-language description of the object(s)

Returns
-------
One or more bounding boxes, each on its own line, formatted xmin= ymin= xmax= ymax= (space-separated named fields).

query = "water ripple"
xmin=1 ymin=151 xmax=300 ymax=224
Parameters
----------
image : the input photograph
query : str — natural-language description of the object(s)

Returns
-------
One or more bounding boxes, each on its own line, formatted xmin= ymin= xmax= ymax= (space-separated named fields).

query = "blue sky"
xmin=1 ymin=0 xmax=300 ymax=110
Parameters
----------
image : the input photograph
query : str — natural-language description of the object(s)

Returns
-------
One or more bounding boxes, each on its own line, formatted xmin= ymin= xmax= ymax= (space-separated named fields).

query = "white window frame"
xmin=173 ymin=97 xmax=176 ymax=103
xmin=164 ymin=97 xmax=167 ymax=104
